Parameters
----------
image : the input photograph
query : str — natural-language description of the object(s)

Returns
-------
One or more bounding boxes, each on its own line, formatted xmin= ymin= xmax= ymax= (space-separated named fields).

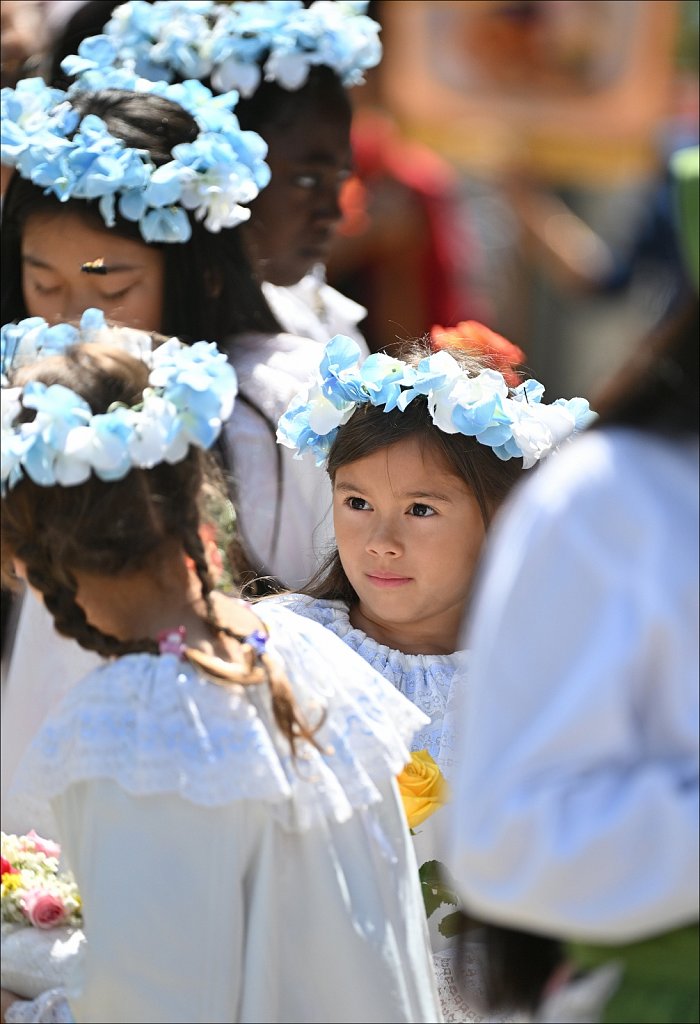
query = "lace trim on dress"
xmin=267 ymin=596 xmax=468 ymax=777
xmin=10 ymin=607 xmax=427 ymax=833
xmin=4 ymin=988 xmax=73 ymax=1024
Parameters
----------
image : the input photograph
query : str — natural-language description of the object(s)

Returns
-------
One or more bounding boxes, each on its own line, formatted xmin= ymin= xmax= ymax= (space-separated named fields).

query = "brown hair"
xmin=1 ymin=89 xmax=280 ymax=341
xmin=303 ymin=337 xmax=524 ymax=605
xmin=1 ymin=342 xmax=319 ymax=755
xmin=593 ymin=298 xmax=698 ymax=437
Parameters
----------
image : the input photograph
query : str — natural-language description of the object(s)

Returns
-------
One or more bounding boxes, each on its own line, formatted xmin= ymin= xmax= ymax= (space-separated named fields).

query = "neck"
xmin=348 ymin=603 xmax=463 ymax=656
xmin=74 ymin=547 xmax=211 ymax=648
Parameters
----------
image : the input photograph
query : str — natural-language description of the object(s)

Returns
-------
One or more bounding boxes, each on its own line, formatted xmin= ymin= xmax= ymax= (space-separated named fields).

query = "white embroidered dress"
xmin=4 ymin=604 xmax=442 ymax=1024
xmin=265 ymin=596 xmax=512 ymax=1024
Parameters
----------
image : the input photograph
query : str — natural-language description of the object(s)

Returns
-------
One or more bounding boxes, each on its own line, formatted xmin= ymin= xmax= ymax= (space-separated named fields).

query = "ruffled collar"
xmin=269 ymin=596 xmax=462 ymax=672
xmin=9 ymin=605 xmax=428 ymax=834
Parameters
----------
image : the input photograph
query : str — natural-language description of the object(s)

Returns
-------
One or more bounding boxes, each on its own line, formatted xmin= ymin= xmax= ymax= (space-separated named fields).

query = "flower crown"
xmin=1 ymin=72 xmax=270 ymax=243
xmin=1 ymin=310 xmax=237 ymax=493
xmin=277 ymin=333 xmax=596 ymax=469
xmin=62 ymin=0 xmax=382 ymax=98
xmin=430 ymin=320 xmax=526 ymax=389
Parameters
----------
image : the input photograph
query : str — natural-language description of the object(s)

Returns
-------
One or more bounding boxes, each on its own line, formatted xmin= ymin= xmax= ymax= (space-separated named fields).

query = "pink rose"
xmin=24 ymin=830 xmax=61 ymax=859
xmin=21 ymin=889 xmax=67 ymax=929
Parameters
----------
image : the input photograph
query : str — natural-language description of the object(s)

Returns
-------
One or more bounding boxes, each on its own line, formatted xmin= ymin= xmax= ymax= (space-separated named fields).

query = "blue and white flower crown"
xmin=277 ymin=335 xmax=596 ymax=469
xmin=1 ymin=309 xmax=237 ymax=493
xmin=62 ymin=1 xmax=381 ymax=100
xmin=1 ymin=70 xmax=270 ymax=243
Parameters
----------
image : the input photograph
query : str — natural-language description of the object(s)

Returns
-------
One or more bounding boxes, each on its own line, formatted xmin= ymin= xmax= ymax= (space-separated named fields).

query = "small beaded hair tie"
xmin=157 ymin=621 xmax=270 ymax=686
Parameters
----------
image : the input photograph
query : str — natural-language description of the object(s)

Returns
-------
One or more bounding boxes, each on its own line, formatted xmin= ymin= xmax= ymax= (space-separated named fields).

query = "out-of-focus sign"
xmin=380 ymin=0 xmax=680 ymax=182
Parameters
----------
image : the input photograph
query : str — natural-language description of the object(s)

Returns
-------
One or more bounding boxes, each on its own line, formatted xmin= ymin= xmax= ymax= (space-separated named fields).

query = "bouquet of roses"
xmin=2 ymin=831 xmax=85 ymax=1001
xmin=1 ymin=831 xmax=82 ymax=930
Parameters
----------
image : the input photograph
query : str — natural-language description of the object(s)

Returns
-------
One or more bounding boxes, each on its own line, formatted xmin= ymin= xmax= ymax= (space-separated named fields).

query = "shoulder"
xmin=14 ymin=636 xmax=428 ymax=832
xmin=229 ymin=330 xmax=323 ymax=376
xmin=262 ymin=594 xmax=349 ymax=630
xmin=263 ymin=279 xmax=368 ymax=350
xmin=495 ymin=428 xmax=698 ymax=553
xmin=472 ymin=428 xmax=699 ymax=639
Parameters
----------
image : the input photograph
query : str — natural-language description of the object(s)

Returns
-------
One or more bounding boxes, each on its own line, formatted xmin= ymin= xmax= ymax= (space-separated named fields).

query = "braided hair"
xmin=1 ymin=341 xmax=321 ymax=754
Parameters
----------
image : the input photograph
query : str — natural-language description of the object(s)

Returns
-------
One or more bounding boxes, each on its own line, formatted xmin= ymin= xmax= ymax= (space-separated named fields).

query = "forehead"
xmin=335 ymin=436 xmax=470 ymax=496
xmin=21 ymin=210 xmax=159 ymax=268
xmin=263 ymin=110 xmax=352 ymax=166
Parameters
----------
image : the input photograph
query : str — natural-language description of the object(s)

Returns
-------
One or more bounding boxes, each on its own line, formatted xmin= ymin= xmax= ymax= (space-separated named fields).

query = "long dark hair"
xmin=593 ymin=298 xmax=698 ymax=437
xmin=302 ymin=338 xmax=524 ymax=606
xmin=0 ymin=87 xmax=285 ymax=629
xmin=0 ymin=88 xmax=281 ymax=341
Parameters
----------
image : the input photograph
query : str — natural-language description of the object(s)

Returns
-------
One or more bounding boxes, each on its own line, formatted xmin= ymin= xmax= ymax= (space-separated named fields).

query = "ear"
xmin=12 ymin=558 xmax=28 ymax=582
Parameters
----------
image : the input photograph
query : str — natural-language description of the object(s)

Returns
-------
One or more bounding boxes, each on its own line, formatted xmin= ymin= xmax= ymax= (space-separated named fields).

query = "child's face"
xmin=22 ymin=210 xmax=165 ymax=331
xmin=240 ymin=107 xmax=352 ymax=287
xmin=333 ymin=436 xmax=486 ymax=654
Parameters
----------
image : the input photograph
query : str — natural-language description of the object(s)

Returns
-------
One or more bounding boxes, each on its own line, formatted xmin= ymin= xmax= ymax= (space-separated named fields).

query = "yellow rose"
xmin=396 ymin=750 xmax=450 ymax=829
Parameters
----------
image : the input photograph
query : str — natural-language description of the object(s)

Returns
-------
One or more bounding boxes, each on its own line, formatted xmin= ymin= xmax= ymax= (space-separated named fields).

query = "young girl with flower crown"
xmin=64 ymin=0 xmax=380 ymax=348
xmin=0 ymin=52 xmax=370 ymax=834
xmin=42 ymin=0 xmax=384 ymax=584
xmin=270 ymin=321 xmax=595 ymax=1022
xmin=0 ymin=323 xmax=441 ymax=1024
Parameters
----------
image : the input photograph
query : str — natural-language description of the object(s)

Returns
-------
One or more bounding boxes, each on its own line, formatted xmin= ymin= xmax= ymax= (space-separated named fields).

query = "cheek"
xmin=332 ymin=507 xmax=365 ymax=561
xmin=116 ymin=284 xmax=163 ymax=333
xmin=22 ymin=280 xmax=53 ymax=319
xmin=443 ymin=524 xmax=486 ymax=590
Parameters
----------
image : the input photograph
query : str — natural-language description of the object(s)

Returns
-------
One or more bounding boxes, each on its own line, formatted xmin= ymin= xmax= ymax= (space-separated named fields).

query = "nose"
xmin=311 ymin=181 xmax=343 ymax=226
xmin=56 ymin=286 xmax=102 ymax=325
xmin=366 ymin=519 xmax=403 ymax=558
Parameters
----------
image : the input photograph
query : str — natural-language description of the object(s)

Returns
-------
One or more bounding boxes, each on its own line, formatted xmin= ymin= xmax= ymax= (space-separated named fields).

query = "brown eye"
xmin=409 ymin=504 xmax=436 ymax=517
xmin=347 ymin=496 xmax=371 ymax=511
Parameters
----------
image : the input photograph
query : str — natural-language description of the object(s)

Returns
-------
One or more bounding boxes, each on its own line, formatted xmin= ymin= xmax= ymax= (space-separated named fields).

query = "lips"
xmin=301 ymin=240 xmax=332 ymax=261
xmin=302 ymin=230 xmax=333 ymax=256
xmin=365 ymin=573 xmax=412 ymax=588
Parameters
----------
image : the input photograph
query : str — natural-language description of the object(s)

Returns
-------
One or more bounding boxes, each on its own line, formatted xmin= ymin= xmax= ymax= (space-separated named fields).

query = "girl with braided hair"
xmin=0 ymin=68 xmax=348 ymax=839
xmin=0 ymin=324 xmax=440 ymax=1024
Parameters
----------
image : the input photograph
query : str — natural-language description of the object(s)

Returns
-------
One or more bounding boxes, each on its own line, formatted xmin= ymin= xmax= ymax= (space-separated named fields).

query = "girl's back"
xmin=16 ymin=601 xmax=438 ymax=1023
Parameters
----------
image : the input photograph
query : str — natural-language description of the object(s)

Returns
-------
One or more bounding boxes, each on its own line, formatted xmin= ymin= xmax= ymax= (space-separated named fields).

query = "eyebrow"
xmin=22 ymin=255 xmax=140 ymax=273
xmin=335 ymin=481 xmax=453 ymax=502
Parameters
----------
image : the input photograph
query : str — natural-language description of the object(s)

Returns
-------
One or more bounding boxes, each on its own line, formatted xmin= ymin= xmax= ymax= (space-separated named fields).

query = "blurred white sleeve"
xmin=444 ymin=432 xmax=699 ymax=943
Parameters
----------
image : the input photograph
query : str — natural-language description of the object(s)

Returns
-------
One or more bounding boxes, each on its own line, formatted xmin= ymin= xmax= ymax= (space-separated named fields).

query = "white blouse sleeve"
xmin=224 ymin=357 xmax=334 ymax=590
xmin=55 ymin=780 xmax=253 ymax=1024
xmin=444 ymin=432 xmax=699 ymax=943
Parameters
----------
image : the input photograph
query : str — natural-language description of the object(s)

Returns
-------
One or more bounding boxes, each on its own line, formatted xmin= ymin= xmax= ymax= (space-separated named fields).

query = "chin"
xmin=266 ymin=262 xmax=309 ymax=287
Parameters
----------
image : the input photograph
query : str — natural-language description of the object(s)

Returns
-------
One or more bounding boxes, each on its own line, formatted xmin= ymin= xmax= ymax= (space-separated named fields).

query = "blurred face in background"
xmin=241 ymin=101 xmax=353 ymax=287
xmin=21 ymin=210 xmax=165 ymax=331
